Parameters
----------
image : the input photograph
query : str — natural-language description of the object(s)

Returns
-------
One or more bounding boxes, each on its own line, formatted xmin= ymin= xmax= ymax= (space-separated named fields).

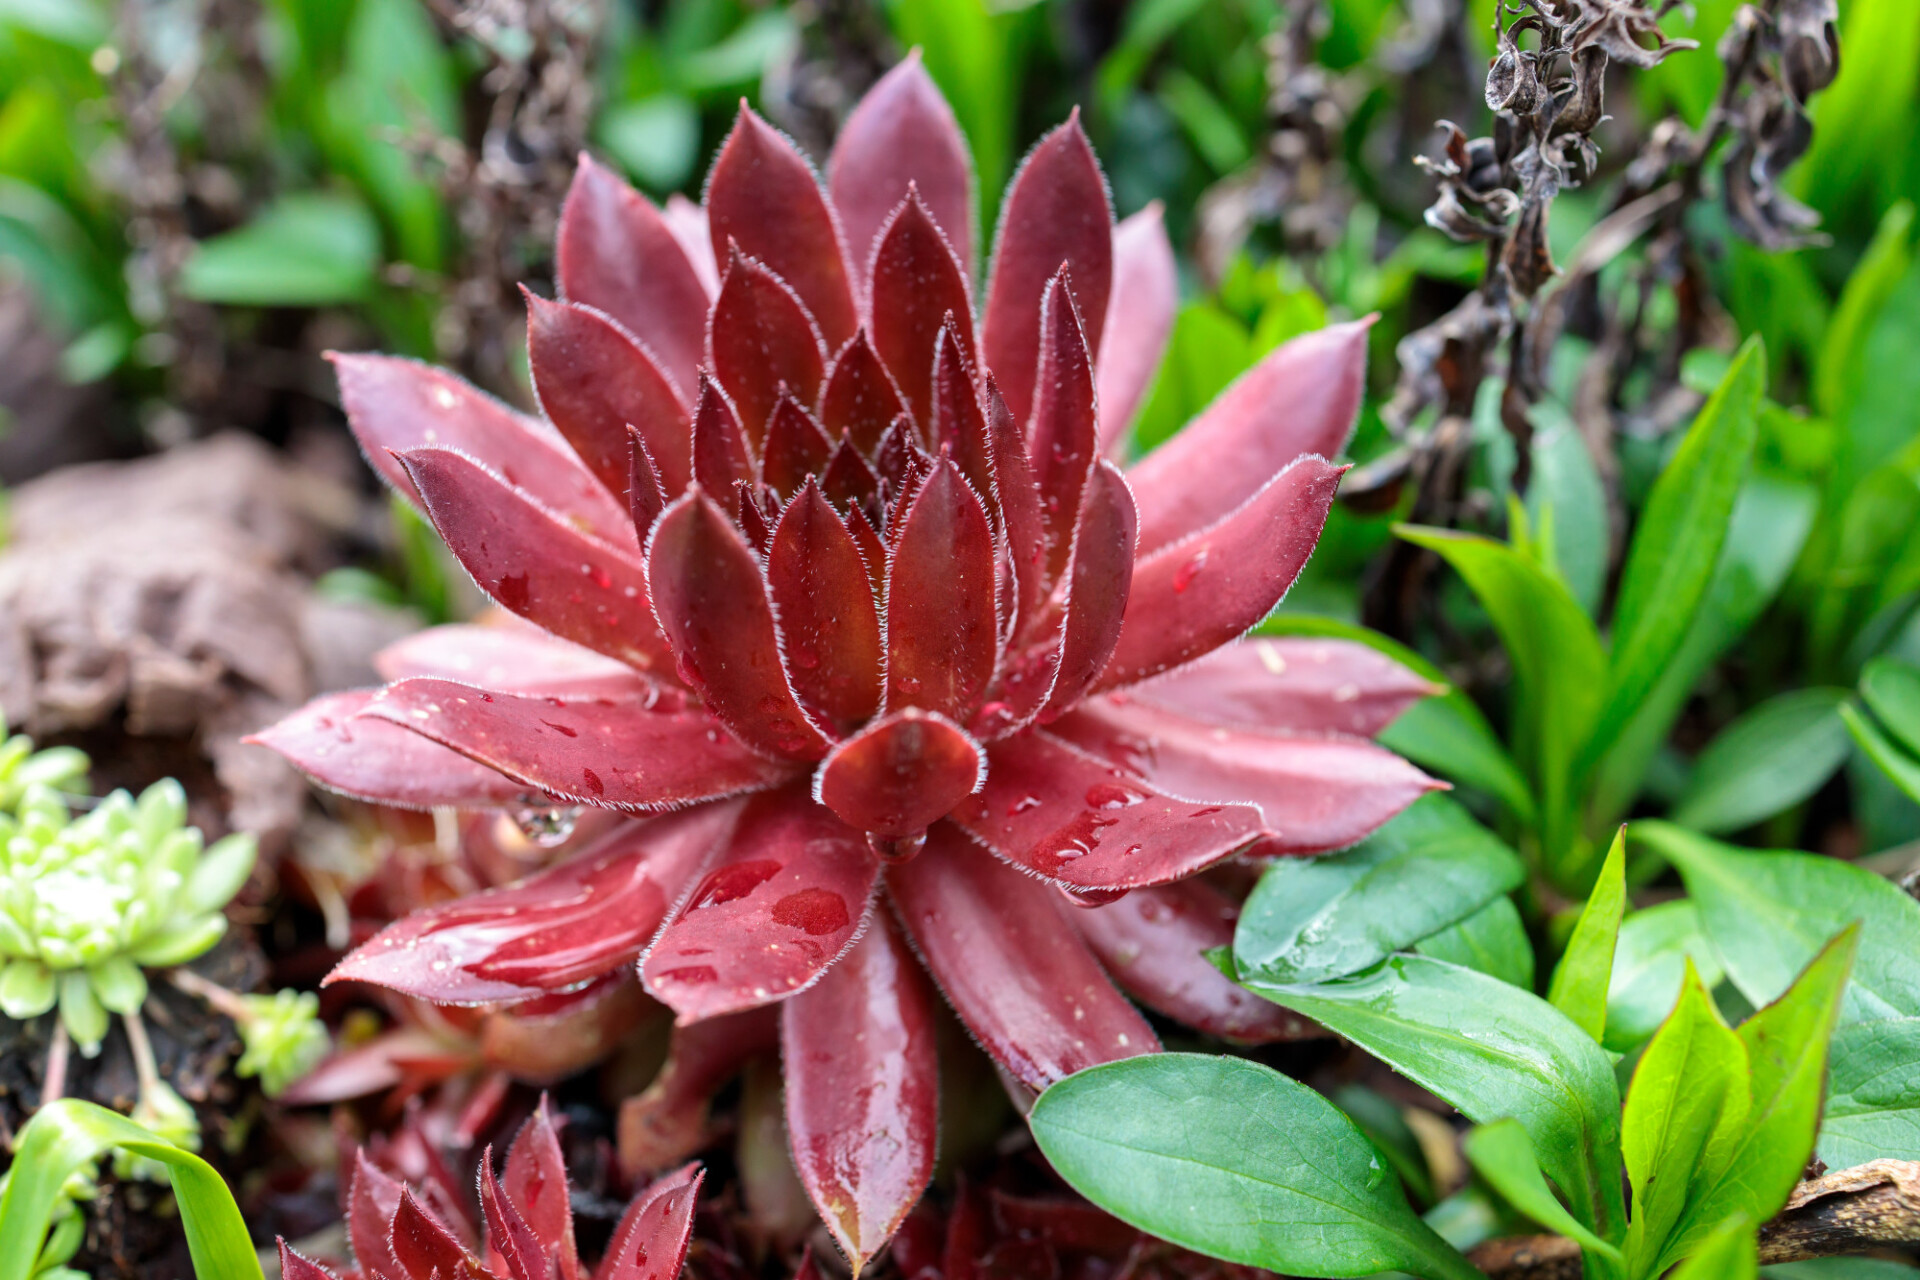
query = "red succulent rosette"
xmin=253 ymin=55 xmax=1441 ymax=1267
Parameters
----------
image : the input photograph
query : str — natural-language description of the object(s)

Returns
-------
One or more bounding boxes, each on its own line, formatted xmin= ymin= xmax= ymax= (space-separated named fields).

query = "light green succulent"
xmin=114 ymin=1080 xmax=201 ymax=1183
xmin=233 ymin=989 xmax=329 ymax=1097
xmin=0 ymin=712 xmax=89 ymax=814
xmin=0 ymin=780 xmax=256 ymax=1055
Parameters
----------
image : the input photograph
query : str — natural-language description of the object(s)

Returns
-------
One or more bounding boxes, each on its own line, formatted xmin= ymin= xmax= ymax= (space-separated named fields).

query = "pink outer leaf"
xmin=1042 ymin=461 xmax=1137 ymax=719
xmin=1127 ymin=636 xmax=1442 ymax=737
xmin=888 ymin=825 xmax=1158 ymax=1090
xmin=766 ymin=481 xmax=883 ymax=728
xmin=1095 ymin=204 xmax=1177 ymax=453
xmin=1098 ymin=455 xmax=1345 ymax=691
xmin=1125 ymin=320 xmax=1370 ymax=556
xmin=504 ymin=1102 xmax=578 ymax=1276
xmin=356 ymin=678 xmax=792 ymax=811
xmin=481 ymin=1158 xmax=551 ymax=1280
xmin=663 ymin=194 xmax=721 ymax=297
xmin=478 ymin=970 xmax=656 ymax=1085
xmin=396 ymin=446 xmax=674 ymax=674
xmin=331 ymin=352 xmax=633 ymax=545
xmin=328 ymin=805 xmax=739 ymax=1004
xmin=980 ymin=115 xmax=1113 ymax=427
xmin=885 ymin=460 xmax=1000 ymax=720
xmin=350 ymin=1150 xmax=406 ymax=1277
xmin=947 ymin=730 xmax=1264 ymax=890
xmin=375 ymin=623 xmax=657 ymax=700
xmin=597 ymin=1164 xmax=705 ymax=1280
xmin=249 ymin=689 xmax=530 ymax=810
xmin=391 ymin=1187 xmax=475 ymax=1280
xmin=558 ymin=154 xmax=711 ymax=400
xmin=820 ymin=330 xmax=910 ymax=456
xmin=278 ymin=1241 xmax=340 ymax=1280
xmin=1071 ymin=880 xmax=1320 ymax=1044
xmin=707 ymin=107 xmax=859 ymax=349
xmin=1050 ymin=698 xmax=1441 ymax=854
xmin=829 ymin=52 xmax=975 ymax=287
xmin=869 ymin=193 xmax=975 ymax=429
xmin=642 ymin=786 xmax=881 ymax=1021
xmin=647 ymin=490 xmax=832 ymax=761
xmin=274 ymin=1026 xmax=477 ymax=1105
xmin=527 ymin=290 xmax=692 ymax=500
xmin=708 ymin=252 xmax=828 ymax=455
xmin=1026 ymin=273 xmax=1100 ymax=579
xmin=814 ymin=708 xmax=985 ymax=838
xmin=782 ymin=916 xmax=938 ymax=1267
xmin=618 ymin=1009 xmax=778 ymax=1176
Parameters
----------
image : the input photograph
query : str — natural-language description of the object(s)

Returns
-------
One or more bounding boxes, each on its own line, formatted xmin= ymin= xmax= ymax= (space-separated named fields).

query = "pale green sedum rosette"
xmin=0 ymin=711 xmax=89 ymax=814
xmin=233 ymin=989 xmax=329 ymax=1097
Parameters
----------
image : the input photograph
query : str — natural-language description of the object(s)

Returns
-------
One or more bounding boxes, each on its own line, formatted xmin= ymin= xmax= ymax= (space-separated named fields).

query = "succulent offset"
xmin=0 ymin=779 xmax=255 ymax=1054
xmin=0 ymin=712 xmax=89 ymax=813
xmin=255 ymin=55 xmax=1441 ymax=1264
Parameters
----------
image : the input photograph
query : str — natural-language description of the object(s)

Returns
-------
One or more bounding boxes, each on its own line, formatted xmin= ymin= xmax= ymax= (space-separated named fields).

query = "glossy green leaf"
xmin=1670 ymin=1215 xmax=1757 ymax=1280
xmin=594 ymin=95 xmax=700 ymax=192
xmin=1861 ymin=659 xmax=1920 ymax=757
xmin=0 ymin=1099 xmax=264 ymax=1280
xmin=1526 ymin=410 xmax=1609 ymax=616
xmin=1029 ymin=1055 xmax=1482 ymax=1280
xmin=1843 ymin=702 xmax=1920 ymax=805
xmin=1797 ymin=0 xmax=1920 ymax=245
xmin=1414 ymin=896 xmax=1535 ymax=990
xmin=1622 ymin=966 xmax=1750 ymax=1278
xmin=1670 ymin=689 xmax=1852 ymax=835
xmin=1593 ymin=337 xmax=1766 ymax=772
xmin=1332 ymin=1084 xmax=1435 ymax=1207
xmin=1548 ymin=828 xmax=1626 ymax=1041
xmin=1637 ymin=823 xmax=1920 ymax=1021
xmin=180 ymin=192 xmax=380 ymax=306
xmin=1234 ymin=795 xmax=1524 ymax=985
xmin=1461 ymin=1119 xmax=1621 ymax=1262
xmin=1605 ymin=901 xmax=1726 ymax=1053
xmin=1816 ymin=201 xmax=1915 ymax=420
xmin=1821 ymin=1016 xmax=1920 ymax=1168
xmin=1245 ymin=955 xmax=1624 ymax=1238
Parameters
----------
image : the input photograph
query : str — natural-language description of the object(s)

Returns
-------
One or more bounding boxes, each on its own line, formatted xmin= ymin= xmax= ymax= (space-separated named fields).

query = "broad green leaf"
xmin=1677 ymin=930 xmax=1859 ymax=1261
xmin=1809 ymin=464 xmax=1920 ymax=669
xmin=0 ymin=1099 xmax=264 ymax=1280
xmin=1606 ymin=902 xmax=1726 ymax=1053
xmin=1028 ymin=1055 xmax=1482 ymax=1280
xmin=1816 ymin=201 xmax=1915 ymax=420
xmin=1843 ymin=703 xmax=1920 ymax=805
xmin=1669 ymin=689 xmax=1852 ymax=834
xmin=1261 ymin=615 xmax=1533 ymax=823
xmin=1461 ymin=1119 xmax=1621 ymax=1262
xmin=1622 ymin=967 xmax=1750 ymax=1278
xmin=1592 ymin=337 xmax=1766 ymax=771
xmin=180 ymin=192 xmax=380 ymax=307
xmin=1548 ymin=828 xmax=1626 ymax=1041
xmin=1861 ymin=659 xmax=1920 ymax=757
xmin=1526 ymin=409 xmax=1610 ymax=616
xmin=1636 ymin=823 xmax=1920 ymax=1021
xmin=1234 ymin=795 xmax=1524 ymax=985
xmin=1394 ymin=524 xmax=1605 ymax=874
xmin=1415 ymin=896 xmax=1535 ymax=990
xmin=1670 ymin=1215 xmax=1757 ymax=1280
xmin=1331 ymin=1084 xmax=1435 ymax=1207
xmin=1245 ymin=955 xmax=1625 ymax=1238
xmin=1765 ymin=1262 xmax=1920 ymax=1279
xmin=676 ymin=9 xmax=798 ymax=91
xmin=1796 ymin=0 xmax=1920 ymax=239
xmin=1820 ymin=1016 xmax=1920 ymax=1169
xmin=594 ymin=95 xmax=700 ymax=192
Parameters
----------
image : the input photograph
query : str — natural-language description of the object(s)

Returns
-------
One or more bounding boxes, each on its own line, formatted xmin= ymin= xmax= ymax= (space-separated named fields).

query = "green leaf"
xmin=1861 ymin=659 xmax=1920 ymax=757
xmin=1414 ymin=896 xmax=1535 ymax=990
xmin=182 ymin=833 xmax=257 ymax=915
xmin=1461 ymin=1119 xmax=1621 ymax=1262
xmin=677 ymin=9 xmax=799 ymax=91
xmin=180 ymin=192 xmax=380 ymax=306
xmin=1679 ymin=929 xmax=1859 ymax=1258
xmin=1331 ymin=1083 xmax=1435 ymax=1207
xmin=1028 ymin=1055 xmax=1482 ymax=1280
xmin=1605 ymin=902 xmax=1726 ymax=1053
xmin=1526 ymin=408 xmax=1610 ymax=616
xmin=1636 ymin=823 xmax=1920 ymax=1021
xmin=1548 ymin=828 xmax=1626 ymax=1041
xmin=1765 ymin=1261 xmax=1920 ymax=1279
xmin=1816 ymin=201 xmax=1915 ymax=421
xmin=1622 ymin=966 xmax=1750 ymax=1278
xmin=1234 ymin=795 xmax=1524 ymax=985
xmin=1670 ymin=1215 xmax=1757 ymax=1280
xmin=0 ymin=1099 xmax=264 ymax=1280
xmin=1844 ymin=702 xmax=1920 ymax=804
xmin=1244 ymin=955 xmax=1624 ymax=1238
xmin=1796 ymin=0 xmax=1920 ymax=238
xmin=1669 ymin=689 xmax=1852 ymax=834
xmin=594 ymin=95 xmax=700 ymax=192
xmin=1821 ymin=1016 xmax=1920 ymax=1168
xmin=1592 ymin=337 xmax=1766 ymax=771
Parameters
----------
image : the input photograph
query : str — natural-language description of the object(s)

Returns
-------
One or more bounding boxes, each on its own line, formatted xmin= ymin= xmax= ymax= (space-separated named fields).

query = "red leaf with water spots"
xmin=948 ymin=730 xmax=1263 ymax=890
xmin=782 ymin=917 xmax=938 ymax=1267
xmin=1128 ymin=636 xmax=1441 ymax=737
xmin=503 ymin=1102 xmax=578 ymax=1275
xmin=390 ymin=1188 xmax=475 ymax=1280
xmin=829 ymin=52 xmax=974 ymax=287
xmin=1126 ymin=320 xmax=1369 ymax=556
xmin=558 ymin=155 xmax=710 ymax=400
xmin=527 ymin=291 xmax=691 ymax=501
xmin=930 ymin=326 xmax=993 ymax=506
xmin=1095 ymin=205 xmax=1176 ymax=453
xmin=329 ymin=806 xmax=738 ymax=1003
xmin=1051 ymin=699 xmax=1440 ymax=854
xmin=332 ymin=353 xmax=631 ymax=544
xmin=707 ymin=107 xmax=858 ymax=348
xmin=981 ymin=117 xmax=1112 ymax=426
xmin=375 ymin=623 xmax=658 ymax=699
xmin=690 ymin=373 xmax=757 ymax=497
xmin=598 ymin=1164 xmax=704 ymax=1280
xmin=870 ymin=194 xmax=975 ymax=428
xmin=618 ymin=1010 xmax=777 ymax=1176
xmin=630 ymin=427 xmax=669 ymax=535
xmin=278 ymin=1242 xmax=340 ymax=1280
xmin=1026 ymin=273 xmax=1100 ymax=582
xmin=1043 ymin=461 xmax=1136 ymax=718
xmin=885 ymin=461 xmax=999 ymax=719
xmin=648 ymin=490 xmax=831 ymax=761
xmin=762 ymin=393 xmax=834 ymax=499
xmin=248 ymin=689 xmax=530 ymax=810
xmin=708 ymin=252 xmax=828 ymax=452
xmin=888 ymin=827 xmax=1157 ymax=1090
xmin=1099 ymin=455 xmax=1345 ymax=691
xmin=814 ymin=708 xmax=984 ymax=838
xmin=821 ymin=433 xmax=882 ymax=513
xmin=766 ymin=480 xmax=882 ymax=727
xmin=1072 ymin=880 xmax=1319 ymax=1044
xmin=820 ymin=331 xmax=910 ymax=456
xmin=642 ymin=786 xmax=879 ymax=1021
xmin=396 ymin=447 xmax=674 ymax=675
xmin=481 ymin=1157 xmax=550 ymax=1280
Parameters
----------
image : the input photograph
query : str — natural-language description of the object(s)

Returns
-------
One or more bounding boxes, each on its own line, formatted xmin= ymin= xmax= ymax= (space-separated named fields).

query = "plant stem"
xmin=122 ymin=1007 xmax=160 ymax=1099
xmin=167 ymin=968 xmax=252 ymax=1024
xmin=39 ymin=1020 xmax=71 ymax=1109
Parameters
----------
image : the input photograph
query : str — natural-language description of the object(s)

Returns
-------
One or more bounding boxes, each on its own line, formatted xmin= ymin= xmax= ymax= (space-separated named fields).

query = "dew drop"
xmin=1085 ymin=782 xmax=1146 ymax=810
xmin=511 ymin=805 xmax=582 ymax=847
xmin=1007 ymin=794 xmax=1044 ymax=816
xmin=1171 ymin=547 xmax=1209 ymax=593
xmin=868 ymin=830 xmax=927 ymax=863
